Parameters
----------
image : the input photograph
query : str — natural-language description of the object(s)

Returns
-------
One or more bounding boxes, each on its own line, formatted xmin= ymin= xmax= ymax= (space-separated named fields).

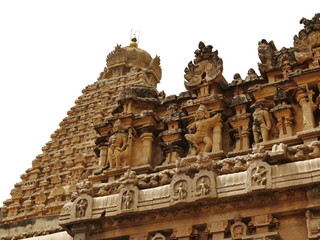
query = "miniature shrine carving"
xmin=230 ymin=216 xmax=248 ymax=238
xmin=185 ymin=105 xmax=221 ymax=155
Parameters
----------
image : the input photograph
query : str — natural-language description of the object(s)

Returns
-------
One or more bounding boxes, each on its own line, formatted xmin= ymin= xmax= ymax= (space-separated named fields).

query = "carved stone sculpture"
xmin=230 ymin=216 xmax=248 ymax=238
xmin=251 ymin=166 xmax=267 ymax=187
xmin=252 ymin=105 xmax=272 ymax=143
xmin=76 ymin=199 xmax=88 ymax=218
xmin=173 ymin=181 xmax=188 ymax=201
xmin=185 ymin=105 xmax=221 ymax=155
xmin=95 ymin=119 xmax=130 ymax=174
xmin=184 ymin=41 xmax=223 ymax=94
xmin=258 ymin=39 xmax=277 ymax=72
xmin=246 ymin=162 xmax=271 ymax=192
xmin=71 ymin=194 xmax=92 ymax=220
xmin=122 ymin=190 xmax=133 ymax=210
xmin=107 ymin=119 xmax=128 ymax=168
xmin=196 ymin=176 xmax=210 ymax=197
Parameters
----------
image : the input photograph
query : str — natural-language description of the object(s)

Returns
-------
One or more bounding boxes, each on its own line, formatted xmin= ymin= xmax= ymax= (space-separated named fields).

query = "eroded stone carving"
xmin=76 ymin=199 xmax=88 ymax=218
xmin=122 ymin=190 xmax=134 ymax=210
xmin=170 ymin=171 xmax=191 ymax=204
xmin=184 ymin=41 xmax=223 ymax=88
xmin=230 ymin=216 xmax=248 ymax=238
xmin=193 ymin=169 xmax=216 ymax=199
xmin=258 ymin=39 xmax=277 ymax=72
xmin=185 ymin=105 xmax=222 ymax=155
xmin=118 ymin=185 xmax=138 ymax=212
xmin=173 ymin=180 xmax=188 ymax=201
xmin=71 ymin=194 xmax=92 ymax=220
xmin=294 ymin=13 xmax=320 ymax=63
xmin=246 ymin=161 xmax=271 ymax=192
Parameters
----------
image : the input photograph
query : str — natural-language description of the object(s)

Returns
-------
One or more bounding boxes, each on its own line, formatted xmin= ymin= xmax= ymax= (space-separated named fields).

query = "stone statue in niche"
xmin=76 ymin=199 xmax=88 ymax=218
xmin=252 ymin=105 xmax=271 ymax=143
xmin=122 ymin=190 xmax=133 ymax=210
xmin=196 ymin=176 xmax=210 ymax=197
xmin=185 ymin=105 xmax=221 ymax=155
xmin=107 ymin=119 xmax=128 ymax=168
xmin=173 ymin=180 xmax=188 ymax=201
xmin=95 ymin=119 xmax=130 ymax=174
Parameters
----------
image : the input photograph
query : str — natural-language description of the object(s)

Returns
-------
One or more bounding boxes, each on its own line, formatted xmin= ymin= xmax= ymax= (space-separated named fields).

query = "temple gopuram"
xmin=1 ymin=13 xmax=320 ymax=240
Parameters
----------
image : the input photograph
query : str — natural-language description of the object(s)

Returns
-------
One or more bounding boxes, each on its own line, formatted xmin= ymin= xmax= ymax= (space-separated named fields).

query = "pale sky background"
xmin=0 ymin=0 xmax=318 ymax=205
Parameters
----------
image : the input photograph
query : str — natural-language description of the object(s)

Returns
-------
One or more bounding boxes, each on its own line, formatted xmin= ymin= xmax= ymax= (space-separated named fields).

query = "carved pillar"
xmin=140 ymin=132 xmax=154 ymax=164
xmin=242 ymin=127 xmax=250 ymax=149
xmin=272 ymin=107 xmax=293 ymax=138
xmin=212 ymin=122 xmax=223 ymax=152
xmin=296 ymin=87 xmax=316 ymax=130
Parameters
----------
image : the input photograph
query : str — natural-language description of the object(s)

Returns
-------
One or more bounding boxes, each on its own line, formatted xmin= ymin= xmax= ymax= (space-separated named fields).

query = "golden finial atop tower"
xmin=129 ymin=34 xmax=138 ymax=48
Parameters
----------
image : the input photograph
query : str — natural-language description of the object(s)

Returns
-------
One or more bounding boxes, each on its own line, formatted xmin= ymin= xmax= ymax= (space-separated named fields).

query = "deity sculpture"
xmin=107 ymin=119 xmax=128 ymax=168
xmin=252 ymin=105 xmax=271 ymax=144
xmin=76 ymin=199 xmax=88 ymax=218
xmin=95 ymin=120 xmax=129 ymax=174
xmin=122 ymin=190 xmax=133 ymax=209
xmin=174 ymin=182 xmax=187 ymax=201
xmin=185 ymin=105 xmax=221 ymax=155
xmin=197 ymin=177 xmax=210 ymax=196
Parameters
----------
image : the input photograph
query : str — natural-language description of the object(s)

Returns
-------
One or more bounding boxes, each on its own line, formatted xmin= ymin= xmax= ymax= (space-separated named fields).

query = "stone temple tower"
xmin=2 ymin=13 xmax=320 ymax=240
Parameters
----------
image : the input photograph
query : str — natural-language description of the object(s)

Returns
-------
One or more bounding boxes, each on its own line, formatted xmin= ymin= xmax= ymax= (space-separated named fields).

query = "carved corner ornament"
xmin=246 ymin=161 xmax=271 ymax=192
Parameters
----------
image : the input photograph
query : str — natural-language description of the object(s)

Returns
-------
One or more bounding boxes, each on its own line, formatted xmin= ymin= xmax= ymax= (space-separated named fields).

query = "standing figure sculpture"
xmin=107 ymin=119 xmax=128 ymax=169
xmin=252 ymin=105 xmax=271 ymax=144
xmin=185 ymin=105 xmax=221 ymax=155
xmin=122 ymin=190 xmax=132 ymax=210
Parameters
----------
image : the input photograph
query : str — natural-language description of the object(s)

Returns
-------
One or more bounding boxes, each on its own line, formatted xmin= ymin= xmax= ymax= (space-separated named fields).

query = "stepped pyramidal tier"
xmin=1 ymin=13 xmax=320 ymax=240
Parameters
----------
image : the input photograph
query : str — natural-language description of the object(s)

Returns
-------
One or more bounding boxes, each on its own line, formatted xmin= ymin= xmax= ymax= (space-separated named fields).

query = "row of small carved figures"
xmin=218 ymin=141 xmax=320 ymax=174
xmin=95 ymin=141 xmax=320 ymax=196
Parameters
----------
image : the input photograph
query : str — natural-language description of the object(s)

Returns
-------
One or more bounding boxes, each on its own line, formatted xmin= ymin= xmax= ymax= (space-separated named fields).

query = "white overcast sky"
xmin=0 ymin=0 xmax=318 ymax=205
